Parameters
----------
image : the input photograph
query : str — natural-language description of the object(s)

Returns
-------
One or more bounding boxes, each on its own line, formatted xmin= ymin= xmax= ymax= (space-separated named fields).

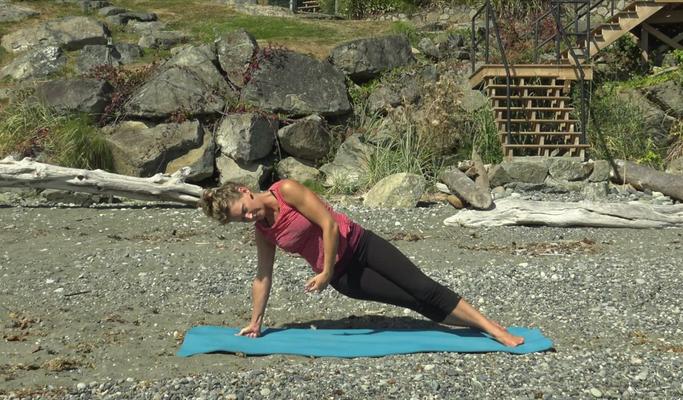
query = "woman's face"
xmin=227 ymin=189 xmax=264 ymax=223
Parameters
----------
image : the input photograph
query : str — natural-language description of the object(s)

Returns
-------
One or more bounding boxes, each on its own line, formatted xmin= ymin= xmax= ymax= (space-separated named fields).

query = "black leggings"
xmin=331 ymin=230 xmax=462 ymax=322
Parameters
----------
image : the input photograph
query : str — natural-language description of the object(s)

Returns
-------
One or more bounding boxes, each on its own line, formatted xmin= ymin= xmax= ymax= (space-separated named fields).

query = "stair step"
xmin=491 ymin=95 xmax=571 ymax=100
xmin=486 ymin=84 xmax=566 ymax=90
xmin=498 ymin=131 xmax=583 ymax=136
xmin=504 ymin=144 xmax=590 ymax=149
xmin=496 ymin=119 xmax=579 ymax=124
xmin=494 ymin=107 xmax=574 ymax=111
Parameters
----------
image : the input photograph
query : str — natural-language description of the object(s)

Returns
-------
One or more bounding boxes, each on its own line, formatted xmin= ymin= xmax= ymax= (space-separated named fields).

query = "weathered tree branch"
xmin=444 ymin=198 xmax=683 ymax=228
xmin=610 ymin=160 xmax=683 ymax=202
xmin=0 ymin=157 xmax=202 ymax=205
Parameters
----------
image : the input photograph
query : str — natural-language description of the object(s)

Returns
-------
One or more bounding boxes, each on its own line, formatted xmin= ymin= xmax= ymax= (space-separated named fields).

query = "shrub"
xmin=0 ymin=89 xmax=112 ymax=170
xmin=587 ymin=86 xmax=665 ymax=169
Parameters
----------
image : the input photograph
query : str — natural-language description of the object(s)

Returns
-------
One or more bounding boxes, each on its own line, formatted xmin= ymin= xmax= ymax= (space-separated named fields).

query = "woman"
xmin=199 ymin=179 xmax=524 ymax=347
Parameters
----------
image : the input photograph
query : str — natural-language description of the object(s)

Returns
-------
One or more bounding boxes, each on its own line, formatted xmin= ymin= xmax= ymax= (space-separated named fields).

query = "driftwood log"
xmin=0 ymin=157 xmax=202 ymax=206
xmin=611 ymin=160 xmax=683 ymax=202
xmin=444 ymin=198 xmax=683 ymax=228
xmin=439 ymin=167 xmax=493 ymax=210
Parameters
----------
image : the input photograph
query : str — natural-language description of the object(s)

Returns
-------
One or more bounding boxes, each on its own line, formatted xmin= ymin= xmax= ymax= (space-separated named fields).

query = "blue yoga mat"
xmin=177 ymin=326 xmax=553 ymax=357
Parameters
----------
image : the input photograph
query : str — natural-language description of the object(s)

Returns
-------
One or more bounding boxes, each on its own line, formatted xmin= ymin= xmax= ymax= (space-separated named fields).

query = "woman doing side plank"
xmin=199 ymin=179 xmax=524 ymax=347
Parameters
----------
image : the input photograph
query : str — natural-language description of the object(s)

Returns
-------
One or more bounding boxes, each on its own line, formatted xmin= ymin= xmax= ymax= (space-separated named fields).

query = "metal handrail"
xmin=533 ymin=0 xmax=616 ymax=63
xmin=470 ymin=0 xmax=514 ymax=143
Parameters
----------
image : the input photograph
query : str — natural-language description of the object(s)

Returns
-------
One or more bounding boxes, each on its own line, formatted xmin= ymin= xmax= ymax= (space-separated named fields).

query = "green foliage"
xmin=390 ymin=21 xmax=420 ymax=46
xmin=0 ymin=90 xmax=112 ymax=170
xmin=456 ymin=105 xmax=502 ymax=164
xmin=588 ymin=86 xmax=664 ymax=169
xmin=333 ymin=0 xmax=420 ymax=18
xmin=596 ymin=36 xmax=651 ymax=82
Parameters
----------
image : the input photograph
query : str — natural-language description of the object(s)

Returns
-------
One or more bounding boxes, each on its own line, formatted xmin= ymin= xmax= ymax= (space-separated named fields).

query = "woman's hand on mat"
xmin=304 ymin=272 xmax=332 ymax=293
xmin=237 ymin=324 xmax=261 ymax=338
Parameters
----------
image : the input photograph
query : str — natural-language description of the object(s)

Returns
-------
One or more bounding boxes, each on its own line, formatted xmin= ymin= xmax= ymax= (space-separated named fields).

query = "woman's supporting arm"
xmin=238 ymin=229 xmax=276 ymax=338
xmin=278 ymin=179 xmax=339 ymax=292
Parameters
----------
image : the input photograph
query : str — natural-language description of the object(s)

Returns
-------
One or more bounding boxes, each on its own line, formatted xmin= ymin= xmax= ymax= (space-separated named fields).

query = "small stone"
xmin=54 ymin=287 xmax=64 ymax=293
xmin=590 ymin=388 xmax=603 ymax=397
xmin=76 ymin=382 xmax=86 ymax=390
xmin=423 ymin=364 xmax=435 ymax=371
xmin=635 ymin=279 xmax=645 ymax=285
xmin=260 ymin=388 xmax=270 ymax=396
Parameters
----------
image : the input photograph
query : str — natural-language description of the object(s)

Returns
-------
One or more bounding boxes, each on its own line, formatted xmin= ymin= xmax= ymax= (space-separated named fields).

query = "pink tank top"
xmin=254 ymin=181 xmax=364 ymax=274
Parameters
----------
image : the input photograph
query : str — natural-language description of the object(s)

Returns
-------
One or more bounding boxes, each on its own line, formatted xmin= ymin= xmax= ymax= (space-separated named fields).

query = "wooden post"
xmin=290 ymin=0 xmax=296 ymax=12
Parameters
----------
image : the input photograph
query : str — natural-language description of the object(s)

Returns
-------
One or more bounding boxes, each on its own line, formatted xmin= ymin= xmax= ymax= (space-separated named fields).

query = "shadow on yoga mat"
xmin=177 ymin=325 xmax=553 ymax=358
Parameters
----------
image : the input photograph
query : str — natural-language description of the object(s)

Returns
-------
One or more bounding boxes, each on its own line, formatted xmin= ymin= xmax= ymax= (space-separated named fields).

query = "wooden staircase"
xmin=297 ymin=0 xmax=321 ymax=13
xmin=471 ymin=65 xmax=593 ymax=158
xmin=471 ymin=0 xmax=683 ymax=158
xmin=567 ymin=0 xmax=683 ymax=64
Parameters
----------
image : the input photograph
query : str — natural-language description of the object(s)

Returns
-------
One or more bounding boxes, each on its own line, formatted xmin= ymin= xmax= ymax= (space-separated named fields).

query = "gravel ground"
xmin=1 ymin=191 xmax=682 ymax=399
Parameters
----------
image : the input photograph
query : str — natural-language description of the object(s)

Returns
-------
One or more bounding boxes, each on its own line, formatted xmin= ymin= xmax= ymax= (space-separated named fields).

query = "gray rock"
xmin=105 ymin=11 xmax=157 ymax=26
xmin=501 ymin=159 xmax=548 ymax=184
xmin=35 ymin=79 xmax=113 ymax=115
xmin=106 ymin=120 xmax=205 ymax=177
xmin=215 ymin=29 xmax=258 ymax=87
xmin=488 ymin=164 xmax=512 ymax=187
xmin=277 ymin=115 xmax=331 ymax=162
xmin=330 ymin=35 xmax=415 ymax=82
xmin=0 ymin=46 xmax=65 ymax=81
xmin=581 ymin=181 xmax=609 ymax=201
xmin=643 ymin=80 xmax=683 ymax=119
xmin=618 ymin=89 xmax=676 ymax=148
xmin=276 ymin=157 xmax=320 ymax=183
xmin=1 ymin=16 xmax=108 ymax=53
xmin=459 ymin=89 xmax=488 ymax=113
xmin=666 ymin=156 xmax=683 ymax=175
xmin=544 ymin=176 xmax=586 ymax=192
xmin=41 ymin=189 xmax=95 ymax=206
xmin=81 ymin=0 xmax=110 ymax=12
xmin=363 ymin=173 xmax=426 ymax=208
xmin=367 ymin=86 xmax=401 ymax=114
xmin=547 ymin=158 xmax=593 ymax=181
xmin=0 ymin=2 xmax=39 ymax=23
xmin=216 ymin=113 xmax=277 ymax=163
xmin=165 ymin=128 xmax=215 ymax=183
xmin=216 ymin=154 xmax=270 ymax=189
xmin=138 ymin=31 xmax=190 ymax=49
xmin=127 ymin=20 xmax=167 ymax=33
xmin=114 ymin=43 xmax=143 ymax=64
xmin=588 ymin=160 xmax=611 ymax=182
xmin=76 ymin=45 xmax=121 ymax=74
xmin=125 ymin=44 xmax=235 ymax=119
xmin=242 ymin=49 xmax=351 ymax=117
xmin=98 ymin=6 xmax=127 ymax=16
xmin=417 ymin=37 xmax=441 ymax=59
xmin=319 ymin=135 xmax=372 ymax=189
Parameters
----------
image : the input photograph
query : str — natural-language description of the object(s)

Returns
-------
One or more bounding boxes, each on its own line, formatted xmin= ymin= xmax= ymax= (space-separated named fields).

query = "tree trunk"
xmin=439 ymin=166 xmax=493 ymax=210
xmin=444 ymin=198 xmax=683 ymax=228
xmin=0 ymin=157 xmax=202 ymax=206
xmin=611 ymin=160 xmax=683 ymax=201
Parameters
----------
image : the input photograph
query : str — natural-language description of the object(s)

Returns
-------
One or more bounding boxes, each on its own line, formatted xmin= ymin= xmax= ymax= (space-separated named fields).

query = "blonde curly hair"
xmin=198 ymin=182 xmax=246 ymax=224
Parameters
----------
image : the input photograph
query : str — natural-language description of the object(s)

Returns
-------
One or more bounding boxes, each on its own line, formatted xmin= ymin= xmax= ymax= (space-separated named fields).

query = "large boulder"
xmin=0 ymin=46 xmax=65 ymax=81
xmin=125 ymin=44 xmax=235 ymax=119
xmin=113 ymin=43 xmax=143 ymax=64
xmin=363 ymin=173 xmax=426 ymax=209
xmin=0 ymin=2 xmax=39 ymax=23
xmin=546 ymin=158 xmax=593 ymax=181
xmin=588 ymin=160 xmax=611 ymax=182
xmin=643 ymin=80 xmax=683 ymax=119
xmin=138 ymin=31 xmax=189 ymax=49
xmin=276 ymin=157 xmax=320 ymax=183
xmin=319 ymin=134 xmax=372 ymax=189
xmin=215 ymin=113 xmax=277 ymax=163
xmin=76 ymin=44 xmax=121 ymax=74
xmin=1 ymin=16 xmax=108 ymax=53
xmin=105 ymin=120 xmax=208 ymax=177
xmin=329 ymin=35 xmax=415 ymax=82
xmin=500 ymin=159 xmax=548 ymax=184
xmin=277 ymin=115 xmax=331 ymax=162
xmin=216 ymin=29 xmax=257 ymax=88
xmin=216 ymin=154 xmax=271 ymax=189
xmin=241 ymin=49 xmax=351 ymax=117
xmin=35 ymin=79 xmax=113 ymax=115
xmin=164 ymin=131 xmax=215 ymax=183
xmin=105 ymin=12 xmax=157 ymax=26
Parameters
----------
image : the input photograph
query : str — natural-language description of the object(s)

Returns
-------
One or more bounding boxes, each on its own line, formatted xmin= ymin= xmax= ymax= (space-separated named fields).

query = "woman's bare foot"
xmin=489 ymin=324 xmax=525 ymax=347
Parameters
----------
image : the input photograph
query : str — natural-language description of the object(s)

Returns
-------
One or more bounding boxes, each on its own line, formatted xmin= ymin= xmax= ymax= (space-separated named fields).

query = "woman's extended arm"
xmin=278 ymin=179 xmax=339 ymax=293
xmin=237 ymin=229 xmax=276 ymax=338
